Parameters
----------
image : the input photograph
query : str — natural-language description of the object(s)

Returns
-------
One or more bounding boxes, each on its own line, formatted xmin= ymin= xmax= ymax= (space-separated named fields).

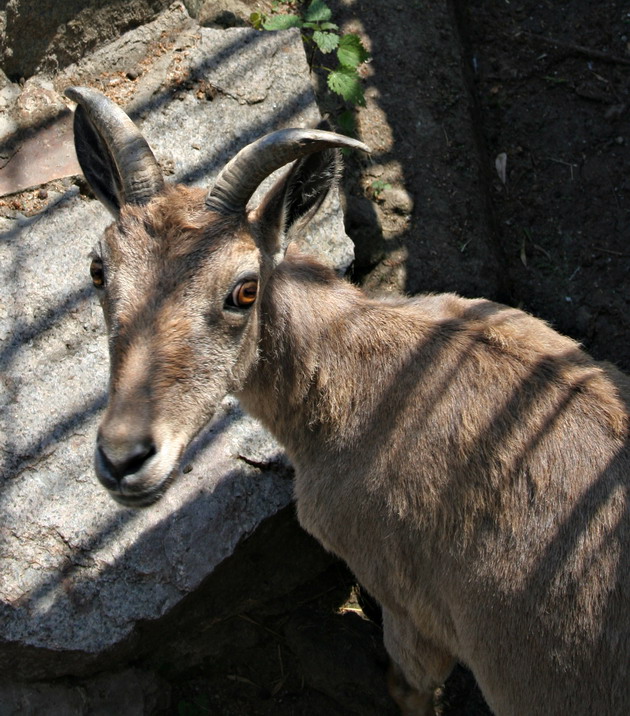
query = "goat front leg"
xmin=382 ymin=608 xmax=455 ymax=716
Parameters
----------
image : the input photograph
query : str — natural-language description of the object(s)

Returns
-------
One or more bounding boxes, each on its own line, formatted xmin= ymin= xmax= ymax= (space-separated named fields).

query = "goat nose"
xmin=96 ymin=438 xmax=157 ymax=485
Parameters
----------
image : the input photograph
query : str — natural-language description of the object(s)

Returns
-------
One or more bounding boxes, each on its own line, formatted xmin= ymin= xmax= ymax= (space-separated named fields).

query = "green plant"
xmin=177 ymin=694 xmax=210 ymax=716
xmin=370 ymin=179 xmax=392 ymax=198
xmin=250 ymin=0 xmax=370 ymax=108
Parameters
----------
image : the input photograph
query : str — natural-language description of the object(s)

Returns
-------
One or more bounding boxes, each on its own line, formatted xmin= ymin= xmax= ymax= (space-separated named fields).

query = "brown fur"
xmin=84 ymin=158 xmax=629 ymax=716
xmin=240 ymin=257 xmax=629 ymax=715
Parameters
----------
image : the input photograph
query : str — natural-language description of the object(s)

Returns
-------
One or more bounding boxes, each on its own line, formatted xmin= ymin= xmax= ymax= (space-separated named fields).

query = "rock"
xmin=1 ymin=0 xmax=172 ymax=79
xmin=0 ymin=7 xmax=354 ymax=687
xmin=198 ymin=0 xmax=253 ymax=28
xmin=0 ymin=111 xmax=77 ymax=196
xmin=57 ymin=2 xmax=194 ymax=91
xmin=0 ymin=68 xmax=11 ymax=91
xmin=15 ymin=77 xmax=66 ymax=124
xmin=0 ymin=82 xmax=21 ymax=114
xmin=0 ymin=77 xmax=78 ymax=197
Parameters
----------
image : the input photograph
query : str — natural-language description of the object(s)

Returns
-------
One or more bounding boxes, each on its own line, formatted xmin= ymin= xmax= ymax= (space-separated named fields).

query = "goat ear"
xmin=73 ymin=105 xmax=125 ymax=216
xmin=67 ymin=86 xmax=164 ymax=216
xmin=252 ymin=147 xmax=340 ymax=262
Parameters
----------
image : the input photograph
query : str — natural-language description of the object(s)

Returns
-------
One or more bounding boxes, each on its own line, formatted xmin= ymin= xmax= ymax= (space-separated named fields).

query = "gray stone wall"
xmin=2 ymin=0 xmax=173 ymax=79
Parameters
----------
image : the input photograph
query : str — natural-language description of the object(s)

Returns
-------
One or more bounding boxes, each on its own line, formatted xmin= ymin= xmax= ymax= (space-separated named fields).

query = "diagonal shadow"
xmin=0 ymin=26 xmax=300 ymax=198
xmin=125 ymin=27 xmax=278 ymax=122
xmin=0 ymin=187 xmax=80 ymax=245
xmin=0 ymin=417 xmax=266 ymax=680
xmin=254 ymin=262 xmax=629 ymax=703
xmin=1 ymin=26 xmax=324 ymax=502
xmin=0 ymin=24 xmax=321 ymax=672
xmin=0 ymin=283 xmax=92 ymax=371
xmin=0 ymin=391 xmax=108 ymax=485
xmin=174 ymin=87 xmax=315 ymax=186
xmin=17 ymin=445 xmax=231 ymax=613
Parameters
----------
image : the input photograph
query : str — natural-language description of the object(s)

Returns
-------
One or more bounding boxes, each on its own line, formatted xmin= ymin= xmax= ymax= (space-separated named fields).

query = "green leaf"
xmin=305 ymin=0 xmax=332 ymax=23
xmin=249 ymin=12 xmax=264 ymax=30
xmin=313 ymin=31 xmax=339 ymax=54
xmin=337 ymin=109 xmax=357 ymax=137
xmin=327 ymin=67 xmax=365 ymax=106
xmin=337 ymin=34 xmax=370 ymax=68
xmin=302 ymin=21 xmax=338 ymax=30
xmin=371 ymin=179 xmax=392 ymax=197
xmin=263 ymin=14 xmax=302 ymax=30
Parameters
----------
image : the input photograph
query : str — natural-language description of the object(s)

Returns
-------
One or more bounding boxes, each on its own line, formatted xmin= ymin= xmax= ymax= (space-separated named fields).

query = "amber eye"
xmin=228 ymin=279 xmax=258 ymax=309
xmin=90 ymin=257 xmax=105 ymax=289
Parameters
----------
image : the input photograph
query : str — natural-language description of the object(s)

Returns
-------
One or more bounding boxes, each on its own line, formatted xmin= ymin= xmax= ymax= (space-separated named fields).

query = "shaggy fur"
xmin=241 ymin=256 xmax=630 ymax=715
xmin=74 ymin=117 xmax=629 ymax=715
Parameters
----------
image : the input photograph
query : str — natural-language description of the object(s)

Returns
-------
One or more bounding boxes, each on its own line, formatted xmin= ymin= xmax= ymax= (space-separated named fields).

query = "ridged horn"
xmin=65 ymin=86 xmax=164 ymax=207
xmin=206 ymin=128 xmax=370 ymax=214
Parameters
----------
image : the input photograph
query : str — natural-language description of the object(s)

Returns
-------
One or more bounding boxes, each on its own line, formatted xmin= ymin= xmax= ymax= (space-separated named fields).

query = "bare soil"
xmin=341 ymin=0 xmax=630 ymax=373
xmin=464 ymin=0 xmax=630 ymax=372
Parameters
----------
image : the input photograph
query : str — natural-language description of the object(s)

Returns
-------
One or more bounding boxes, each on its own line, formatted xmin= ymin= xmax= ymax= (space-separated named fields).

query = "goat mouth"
xmin=95 ymin=441 xmax=184 ymax=507
xmin=109 ymin=466 xmax=178 ymax=508
xmin=111 ymin=487 xmax=166 ymax=508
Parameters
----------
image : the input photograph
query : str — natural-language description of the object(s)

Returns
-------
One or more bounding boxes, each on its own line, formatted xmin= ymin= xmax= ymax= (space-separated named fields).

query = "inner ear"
xmin=284 ymin=148 xmax=340 ymax=227
xmin=73 ymin=106 xmax=124 ymax=215
xmin=253 ymin=147 xmax=340 ymax=259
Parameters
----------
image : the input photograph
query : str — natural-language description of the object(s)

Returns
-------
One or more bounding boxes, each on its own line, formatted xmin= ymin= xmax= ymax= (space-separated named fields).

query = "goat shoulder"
xmin=239 ymin=251 xmax=630 ymax=714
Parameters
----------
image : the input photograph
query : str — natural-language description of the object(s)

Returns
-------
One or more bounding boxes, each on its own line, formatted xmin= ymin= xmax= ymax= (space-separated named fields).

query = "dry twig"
xmin=518 ymin=31 xmax=630 ymax=66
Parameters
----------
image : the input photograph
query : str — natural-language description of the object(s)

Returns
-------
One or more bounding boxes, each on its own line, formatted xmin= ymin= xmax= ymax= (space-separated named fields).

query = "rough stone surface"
xmin=0 ymin=4 xmax=353 ymax=685
xmin=0 ymin=75 xmax=73 ymax=194
xmin=0 ymin=3 xmax=193 ymax=197
xmin=0 ymin=2 xmax=353 ymax=268
xmin=1 ymin=0 xmax=172 ymax=79
xmin=198 ymin=0 xmax=253 ymax=28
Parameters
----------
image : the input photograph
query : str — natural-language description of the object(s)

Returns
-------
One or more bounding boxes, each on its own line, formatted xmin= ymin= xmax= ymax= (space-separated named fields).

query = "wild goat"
xmin=66 ymin=86 xmax=629 ymax=715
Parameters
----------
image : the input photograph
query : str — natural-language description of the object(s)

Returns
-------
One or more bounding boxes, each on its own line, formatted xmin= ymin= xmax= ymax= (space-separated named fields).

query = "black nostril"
xmin=97 ymin=440 xmax=157 ymax=482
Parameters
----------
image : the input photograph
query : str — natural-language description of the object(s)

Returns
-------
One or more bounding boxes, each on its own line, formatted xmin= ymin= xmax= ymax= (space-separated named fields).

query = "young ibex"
xmin=66 ymin=86 xmax=629 ymax=715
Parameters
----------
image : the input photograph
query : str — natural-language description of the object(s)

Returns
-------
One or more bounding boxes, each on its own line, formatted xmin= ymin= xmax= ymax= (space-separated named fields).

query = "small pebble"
xmin=37 ymin=188 xmax=48 ymax=200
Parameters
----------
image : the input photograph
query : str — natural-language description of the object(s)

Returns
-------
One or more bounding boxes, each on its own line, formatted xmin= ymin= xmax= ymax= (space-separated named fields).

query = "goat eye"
xmin=90 ymin=258 xmax=105 ymax=289
xmin=228 ymin=279 xmax=258 ymax=309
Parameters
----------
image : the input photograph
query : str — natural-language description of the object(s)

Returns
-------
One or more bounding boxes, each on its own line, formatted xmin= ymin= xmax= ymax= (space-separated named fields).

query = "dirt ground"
xmin=464 ymin=0 xmax=630 ymax=373
xmin=172 ymin=2 xmax=630 ymax=714
xmin=341 ymin=0 xmax=630 ymax=373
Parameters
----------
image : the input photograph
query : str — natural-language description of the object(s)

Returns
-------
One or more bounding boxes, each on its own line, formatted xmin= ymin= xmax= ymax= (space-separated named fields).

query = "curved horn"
xmin=206 ymin=129 xmax=370 ymax=214
xmin=65 ymin=86 xmax=164 ymax=207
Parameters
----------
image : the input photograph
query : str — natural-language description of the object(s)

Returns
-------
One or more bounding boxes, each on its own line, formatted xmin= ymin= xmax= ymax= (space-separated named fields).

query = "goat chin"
xmin=94 ymin=440 xmax=183 ymax=508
